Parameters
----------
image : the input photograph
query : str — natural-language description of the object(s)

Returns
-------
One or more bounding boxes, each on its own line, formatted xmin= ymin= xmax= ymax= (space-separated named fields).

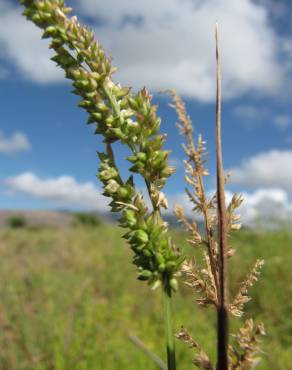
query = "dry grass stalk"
xmin=170 ymin=25 xmax=265 ymax=370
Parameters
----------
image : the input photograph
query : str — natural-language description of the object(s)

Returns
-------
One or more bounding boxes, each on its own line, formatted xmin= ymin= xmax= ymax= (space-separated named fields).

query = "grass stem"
xmin=162 ymin=278 xmax=176 ymax=370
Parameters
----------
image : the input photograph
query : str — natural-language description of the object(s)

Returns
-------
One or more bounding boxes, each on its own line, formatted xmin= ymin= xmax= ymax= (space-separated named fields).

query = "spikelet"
xmin=229 ymin=319 xmax=266 ymax=369
xmin=227 ymin=193 xmax=244 ymax=232
xmin=174 ymin=205 xmax=202 ymax=245
xmin=181 ymin=258 xmax=217 ymax=307
xmin=230 ymin=260 xmax=264 ymax=317
xmin=176 ymin=327 xmax=214 ymax=370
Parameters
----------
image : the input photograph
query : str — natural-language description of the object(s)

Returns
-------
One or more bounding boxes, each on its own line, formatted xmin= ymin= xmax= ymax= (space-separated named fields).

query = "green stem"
xmin=162 ymin=278 xmax=176 ymax=370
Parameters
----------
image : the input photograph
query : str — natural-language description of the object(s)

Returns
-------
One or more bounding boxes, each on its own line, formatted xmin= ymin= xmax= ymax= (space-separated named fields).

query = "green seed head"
xmin=133 ymin=230 xmax=149 ymax=244
xmin=99 ymin=168 xmax=118 ymax=181
xmin=170 ymin=278 xmax=178 ymax=292
xmin=123 ymin=210 xmax=136 ymax=227
xmin=118 ymin=187 xmax=131 ymax=199
xmin=105 ymin=179 xmax=120 ymax=194
xmin=137 ymin=152 xmax=147 ymax=162
xmin=138 ymin=270 xmax=152 ymax=281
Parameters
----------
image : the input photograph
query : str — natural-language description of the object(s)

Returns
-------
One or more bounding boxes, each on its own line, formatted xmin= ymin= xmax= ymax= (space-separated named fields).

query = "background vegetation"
xmin=6 ymin=216 xmax=27 ymax=229
xmin=0 ymin=224 xmax=290 ymax=370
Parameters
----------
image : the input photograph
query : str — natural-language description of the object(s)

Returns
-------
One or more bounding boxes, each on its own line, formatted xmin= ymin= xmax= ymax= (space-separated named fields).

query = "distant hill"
xmin=0 ymin=209 xmax=201 ymax=230
xmin=0 ymin=210 xmax=74 ymax=228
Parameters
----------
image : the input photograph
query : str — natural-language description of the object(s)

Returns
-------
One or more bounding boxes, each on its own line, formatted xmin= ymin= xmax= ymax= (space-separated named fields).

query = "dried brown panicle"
xmin=226 ymin=193 xmax=244 ymax=232
xmin=176 ymin=327 xmax=214 ymax=370
xmin=169 ymin=90 xmax=219 ymax=299
xmin=181 ymin=258 xmax=217 ymax=307
xmin=169 ymin=81 xmax=264 ymax=368
xmin=230 ymin=260 xmax=264 ymax=317
xmin=229 ymin=319 xmax=266 ymax=370
xmin=174 ymin=205 xmax=202 ymax=245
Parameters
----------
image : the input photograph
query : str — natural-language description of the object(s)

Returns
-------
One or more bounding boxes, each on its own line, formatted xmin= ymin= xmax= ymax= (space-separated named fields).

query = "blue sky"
xmin=1 ymin=0 xmax=292 ymax=225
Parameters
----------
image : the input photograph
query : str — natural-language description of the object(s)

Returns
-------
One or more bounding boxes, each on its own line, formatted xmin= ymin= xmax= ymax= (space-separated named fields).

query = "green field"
xmin=0 ymin=224 xmax=291 ymax=369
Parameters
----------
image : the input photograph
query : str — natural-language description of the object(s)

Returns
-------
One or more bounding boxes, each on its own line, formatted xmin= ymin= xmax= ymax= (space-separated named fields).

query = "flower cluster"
xmin=229 ymin=319 xmax=266 ymax=369
xmin=127 ymin=89 xmax=175 ymax=190
xmin=20 ymin=0 xmax=182 ymax=291
xmin=229 ymin=260 xmax=264 ymax=317
xmin=22 ymin=0 xmax=132 ymax=143
xmin=97 ymin=151 xmax=134 ymax=212
xmin=120 ymin=203 xmax=183 ymax=290
xmin=97 ymin=151 xmax=182 ymax=289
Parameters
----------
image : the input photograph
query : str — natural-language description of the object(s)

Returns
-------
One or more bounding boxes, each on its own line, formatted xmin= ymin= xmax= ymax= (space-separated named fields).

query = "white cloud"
xmin=225 ymin=187 xmax=292 ymax=227
xmin=0 ymin=0 xmax=289 ymax=101
xmin=229 ymin=150 xmax=292 ymax=193
xmin=0 ymin=2 xmax=62 ymax=83
xmin=5 ymin=172 xmax=292 ymax=227
xmin=5 ymin=172 xmax=108 ymax=211
xmin=169 ymin=188 xmax=292 ymax=228
xmin=0 ymin=131 xmax=30 ymax=154
xmin=238 ymin=188 xmax=292 ymax=227
xmin=79 ymin=0 xmax=285 ymax=101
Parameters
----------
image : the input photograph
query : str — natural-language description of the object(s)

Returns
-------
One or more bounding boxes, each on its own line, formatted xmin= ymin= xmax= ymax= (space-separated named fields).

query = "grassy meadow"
xmin=0 ymin=223 xmax=291 ymax=369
